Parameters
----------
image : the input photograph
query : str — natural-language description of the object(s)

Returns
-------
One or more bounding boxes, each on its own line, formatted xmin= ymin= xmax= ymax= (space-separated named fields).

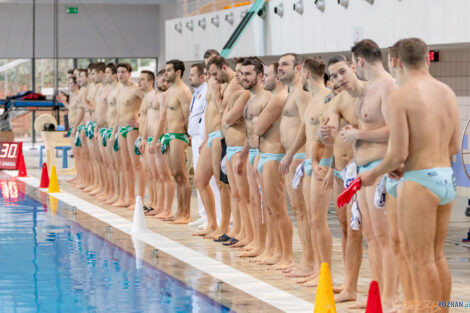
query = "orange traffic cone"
xmin=365 ymin=281 xmax=383 ymax=313
xmin=39 ymin=163 xmax=49 ymax=188
xmin=17 ymin=154 xmax=27 ymax=177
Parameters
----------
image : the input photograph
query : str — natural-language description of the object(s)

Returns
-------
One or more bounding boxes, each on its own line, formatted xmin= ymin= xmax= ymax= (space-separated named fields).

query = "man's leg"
xmin=193 ymin=143 xmax=218 ymax=236
xmin=399 ymin=182 xmax=452 ymax=313
xmin=262 ymin=160 xmax=293 ymax=270
xmin=387 ymin=195 xmax=415 ymax=312
xmin=239 ymin=157 xmax=264 ymax=257
xmin=114 ymin=133 xmax=133 ymax=207
xmin=285 ymin=159 xmax=311 ymax=274
xmin=168 ymin=139 xmax=191 ymax=224
xmin=154 ymin=149 xmax=175 ymax=220
xmin=225 ymin=155 xmax=242 ymax=241
xmin=209 ymin=138 xmax=231 ymax=237
xmin=126 ymin=131 xmax=146 ymax=209
xmin=364 ymin=182 xmax=398 ymax=310
xmin=231 ymin=153 xmax=254 ymax=248
xmin=145 ymin=152 xmax=163 ymax=216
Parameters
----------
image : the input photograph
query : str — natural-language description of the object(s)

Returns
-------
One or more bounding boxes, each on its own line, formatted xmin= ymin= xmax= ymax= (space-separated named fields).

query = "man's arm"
xmin=222 ymin=91 xmax=250 ymax=126
xmin=361 ymin=91 xmax=408 ymax=185
xmin=318 ymin=96 xmax=341 ymax=145
xmin=179 ymin=89 xmax=192 ymax=130
xmin=341 ymin=125 xmax=389 ymax=143
xmin=254 ymin=94 xmax=280 ymax=136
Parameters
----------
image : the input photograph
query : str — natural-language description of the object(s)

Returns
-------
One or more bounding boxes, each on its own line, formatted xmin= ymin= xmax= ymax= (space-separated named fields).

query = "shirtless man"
xmin=335 ymin=40 xmax=399 ymax=310
xmin=90 ymin=62 xmax=113 ymax=201
xmin=276 ymin=53 xmax=312 ymax=273
xmin=383 ymin=42 xmax=416 ymax=310
xmin=187 ymin=63 xmax=222 ymax=229
xmin=236 ymin=62 xmax=281 ymax=259
xmin=71 ymin=68 xmax=91 ymax=189
xmin=102 ymin=64 xmax=126 ymax=206
xmin=112 ymin=63 xmax=145 ymax=208
xmin=325 ymin=77 xmax=364 ymax=302
xmin=359 ymin=37 xmax=459 ymax=313
xmin=194 ymin=52 xmax=232 ymax=238
xmin=97 ymin=64 xmax=119 ymax=204
xmin=58 ymin=76 xmax=81 ymax=184
xmin=147 ymin=71 xmax=175 ymax=219
xmin=281 ymin=57 xmax=334 ymax=285
xmin=83 ymin=63 xmax=101 ymax=194
xmin=221 ymin=58 xmax=253 ymax=248
xmin=130 ymin=70 xmax=155 ymax=210
xmin=157 ymin=59 xmax=192 ymax=224
xmin=319 ymin=54 xmax=383 ymax=307
xmin=244 ymin=58 xmax=292 ymax=270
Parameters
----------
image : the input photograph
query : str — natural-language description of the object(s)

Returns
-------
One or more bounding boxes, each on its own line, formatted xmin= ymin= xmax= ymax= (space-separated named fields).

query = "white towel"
xmin=292 ymin=162 xmax=304 ymax=189
xmin=350 ymin=199 xmax=361 ymax=230
xmin=374 ymin=175 xmax=386 ymax=209
xmin=342 ymin=161 xmax=358 ymax=189
xmin=220 ymin=157 xmax=227 ymax=175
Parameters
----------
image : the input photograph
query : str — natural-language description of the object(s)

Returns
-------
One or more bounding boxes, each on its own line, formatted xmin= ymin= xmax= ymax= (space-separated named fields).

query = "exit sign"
xmin=66 ymin=6 xmax=78 ymax=14
xmin=429 ymin=50 xmax=439 ymax=62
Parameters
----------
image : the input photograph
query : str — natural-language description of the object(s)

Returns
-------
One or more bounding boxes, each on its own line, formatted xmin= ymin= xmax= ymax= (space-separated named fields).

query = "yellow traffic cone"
xmin=314 ymin=263 xmax=336 ymax=313
xmin=48 ymin=166 xmax=60 ymax=193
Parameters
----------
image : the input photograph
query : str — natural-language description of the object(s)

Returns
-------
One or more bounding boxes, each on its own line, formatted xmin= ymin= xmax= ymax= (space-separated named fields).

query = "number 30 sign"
xmin=0 ymin=142 xmax=22 ymax=170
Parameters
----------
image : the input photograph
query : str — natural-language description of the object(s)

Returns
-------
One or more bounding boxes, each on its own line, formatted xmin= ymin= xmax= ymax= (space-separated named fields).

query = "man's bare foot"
xmin=285 ymin=267 xmax=314 ymax=278
xmin=89 ymin=188 xmax=102 ymax=196
xmin=231 ymin=240 xmax=249 ymax=248
xmin=164 ymin=215 xmax=176 ymax=222
xmin=259 ymin=254 xmax=282 ymax=265
xmin=127 ymin=203 xmax=135 ymax=211
xmin=335 ymin=289 xmax=357 ymax=303
xmin=268 ymin=260 xmax=295 ymax=271
xmin=347 ymin=300 xmax=367 ymax=310
xmin=145 ymin=209 xmax=161 ymax=217
xmin=296 ymin=273 xmax=318 ymax=284
xmin=382 ymin=302 xmax=398 ymax=313
xmin=153 ymin=211 xmax=172 ymax=220
xmin=193 ymin=226 xmax=217 ymax=237
xmin=170 ymin=216 xmax=191 ymax=224
xmin=111 ymin=199 xmax=130 ymax=207
xmin=300 ymin=278 xmax=319 ymax=288
xmin=333 ymin=284 xmax=344 ymax=294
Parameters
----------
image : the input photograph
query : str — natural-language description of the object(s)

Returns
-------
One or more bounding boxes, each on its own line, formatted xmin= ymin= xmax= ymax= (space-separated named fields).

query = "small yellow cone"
xmin=48 ymin=165 xmax=60 ymax=193
xmin=314 ymin=263 xmax=336 ymax=313
xmin=49 ymin=196 xmax=58 ymax=214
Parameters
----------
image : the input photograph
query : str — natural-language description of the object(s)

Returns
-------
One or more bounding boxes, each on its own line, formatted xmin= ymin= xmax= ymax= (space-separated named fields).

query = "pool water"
xmin=0 ymin=179 xmax=232 ymax=313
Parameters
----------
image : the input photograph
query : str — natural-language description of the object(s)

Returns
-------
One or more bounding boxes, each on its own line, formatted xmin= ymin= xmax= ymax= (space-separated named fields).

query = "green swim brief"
xmin=134 ymin=136 xmax=142 ymax=156
xmin=158 ymin=133 xmax=189 ymax=154
xmin=74 ymin=124 xmax=87 ymax=147
xmin=113 ymin=125 xmax=139 ymax=152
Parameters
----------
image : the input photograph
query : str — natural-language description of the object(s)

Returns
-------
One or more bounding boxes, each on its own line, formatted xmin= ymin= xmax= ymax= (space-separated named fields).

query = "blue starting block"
xmin=39 ymin=144 xmax=71 ymax=169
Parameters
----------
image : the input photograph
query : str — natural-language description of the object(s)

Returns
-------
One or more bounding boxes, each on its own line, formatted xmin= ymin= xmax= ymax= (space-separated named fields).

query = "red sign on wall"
xmin=0 ymin=142 xmax=22 ymax=170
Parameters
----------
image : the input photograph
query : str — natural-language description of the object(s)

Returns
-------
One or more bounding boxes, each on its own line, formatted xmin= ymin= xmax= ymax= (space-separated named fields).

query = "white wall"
xmin=165 ymin=0 xmax=470 ymax=60
xmin=0 ymin=3 xmax=168 ymax=58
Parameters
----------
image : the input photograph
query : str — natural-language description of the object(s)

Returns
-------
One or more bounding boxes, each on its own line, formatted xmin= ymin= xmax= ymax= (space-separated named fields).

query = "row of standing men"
xmin=61 ymin=37 xmax=458 ymax=312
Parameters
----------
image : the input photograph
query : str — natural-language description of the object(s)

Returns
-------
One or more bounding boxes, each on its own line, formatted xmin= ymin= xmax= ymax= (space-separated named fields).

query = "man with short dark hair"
xmin=360 ymin=37 xmax=459 ymax=311
xmin=111 ymin=62 xmax=145 ymax=209
xmin=187 ymin=63 xmax=222 ymax=229
xmin=339 ymin=39 xmax=399 ymax=310
xmin=277 ymin=53 xmax=311 ymax=271
xmin=155 ymin=59 xmax=192 ymax=223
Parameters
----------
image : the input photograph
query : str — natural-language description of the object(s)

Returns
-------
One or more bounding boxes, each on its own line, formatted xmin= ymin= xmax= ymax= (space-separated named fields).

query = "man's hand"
xmin=358 ymin=170 xmax=378 ymax=187
xmin=340 ymin=125 xmax=360 ymax=143
xmin=318 ymin=117 xmax=336 ymax=142
xmin=279 ymin=155 xmax=292 ymax=175
xmin=389 ymin=164 xmax=405 ymax=180
xmin=188 ymin=136 xmax=192 ymax=147
xmin=140 ymin=141 xmax=146 ymax=154
xmin=313 ymin=164 xmax=328 ymax=181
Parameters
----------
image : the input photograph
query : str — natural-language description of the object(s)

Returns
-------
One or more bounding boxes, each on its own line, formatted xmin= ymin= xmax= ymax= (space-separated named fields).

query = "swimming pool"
xmin=0 ymin=179 xmax=232 ymax=313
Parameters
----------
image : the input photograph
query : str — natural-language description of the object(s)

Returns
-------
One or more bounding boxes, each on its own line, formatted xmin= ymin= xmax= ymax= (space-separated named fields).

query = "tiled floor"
xmin=9 ymin=149 xmax=470 ymax=312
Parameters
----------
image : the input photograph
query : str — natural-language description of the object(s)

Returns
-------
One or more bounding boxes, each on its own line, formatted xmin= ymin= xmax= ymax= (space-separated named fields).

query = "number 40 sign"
xmin=0 ymin=142 xmax=22 ymax=170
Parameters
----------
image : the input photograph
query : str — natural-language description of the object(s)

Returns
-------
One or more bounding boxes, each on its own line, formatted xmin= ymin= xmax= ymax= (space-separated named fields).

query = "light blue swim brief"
xmin=257 ymin=153 xmax=285 ymax=174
